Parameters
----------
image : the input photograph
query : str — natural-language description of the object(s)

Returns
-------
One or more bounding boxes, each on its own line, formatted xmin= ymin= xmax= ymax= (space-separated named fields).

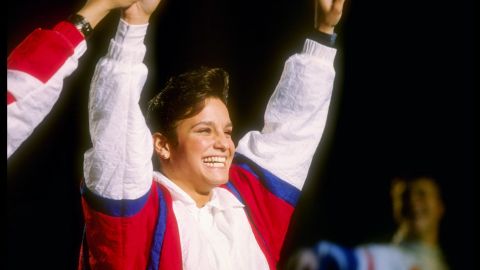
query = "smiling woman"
xmin=8 ymin=0 xmax=475 ymax=269
xmin=79 ymin=0 xmax=344 ymax=269
xmin=164 ymin=100 xmax=234 ymax=194
xmin=148 ymin=68 xmax=235 ymax=207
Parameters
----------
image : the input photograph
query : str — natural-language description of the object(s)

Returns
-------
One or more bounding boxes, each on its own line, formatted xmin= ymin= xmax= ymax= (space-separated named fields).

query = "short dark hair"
xmin=146 ymin=67 xmax=229 ymax=144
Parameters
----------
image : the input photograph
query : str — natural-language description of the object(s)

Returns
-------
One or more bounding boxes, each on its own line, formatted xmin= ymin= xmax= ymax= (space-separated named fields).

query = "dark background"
xmin=7 ymin=0 xmax=476 ymax=269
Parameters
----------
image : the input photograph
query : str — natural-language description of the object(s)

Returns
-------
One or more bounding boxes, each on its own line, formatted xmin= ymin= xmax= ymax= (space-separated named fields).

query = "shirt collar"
xmin=153 ymin=171 xmax=244 ymax=211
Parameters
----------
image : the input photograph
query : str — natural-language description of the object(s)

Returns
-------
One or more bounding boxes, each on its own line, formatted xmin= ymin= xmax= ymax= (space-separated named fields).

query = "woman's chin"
xmin=205 ymin=175 xmax=229 ymax=187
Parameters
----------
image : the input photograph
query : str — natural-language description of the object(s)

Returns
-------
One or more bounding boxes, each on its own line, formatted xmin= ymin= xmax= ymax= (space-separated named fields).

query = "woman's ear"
xmin=152 ymin=132 xmax=171 ymax=160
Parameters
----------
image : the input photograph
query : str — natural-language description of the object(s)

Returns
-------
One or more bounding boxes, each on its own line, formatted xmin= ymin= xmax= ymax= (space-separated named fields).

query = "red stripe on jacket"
xmin=81 ymin=184 xmax=161 ymax=269
xmin=7 ymin=21 xmax=83 ymax=84
xmin=7 ymin=91 xmax=16 ymax=105
xmin=157 ymin=184 xmax=182 ymax=270
xmin=229 ymin=164 xmax=296 ymax=268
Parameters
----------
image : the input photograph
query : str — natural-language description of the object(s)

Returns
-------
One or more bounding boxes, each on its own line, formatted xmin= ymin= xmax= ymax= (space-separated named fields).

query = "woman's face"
xmin=165 ymin=98 xmax=235 ymax=194
xmin=392 ymin=178 xmax=444 ymax=236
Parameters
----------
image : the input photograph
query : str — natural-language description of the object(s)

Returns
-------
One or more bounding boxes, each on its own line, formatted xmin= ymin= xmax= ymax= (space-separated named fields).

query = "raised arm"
xmin=83 ymin=0 xmax=161 ymax=200
xmin=235 ymin=0 xmax=346 ymax=190
xmin=6 ymin=0 xmax=139 ymax=159
xmin=315 ymin=0 xmax=345 ymax=34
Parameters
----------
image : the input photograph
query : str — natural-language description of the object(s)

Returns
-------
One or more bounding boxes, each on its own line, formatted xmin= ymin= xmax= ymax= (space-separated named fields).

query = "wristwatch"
xmin=68 ymin=14 xmax=93 ymax=39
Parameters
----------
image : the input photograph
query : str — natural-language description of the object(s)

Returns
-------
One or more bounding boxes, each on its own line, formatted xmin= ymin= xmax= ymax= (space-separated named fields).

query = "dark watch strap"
xmin=308 ymin=30 xmax=337 ymax=48
xmin=68 ymin=14 xmax=93 ymax=39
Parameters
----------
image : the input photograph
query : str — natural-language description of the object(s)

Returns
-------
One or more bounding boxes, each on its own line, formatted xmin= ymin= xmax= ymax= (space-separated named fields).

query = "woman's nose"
xmin=214 ymin=133 xmax=229 ymax=151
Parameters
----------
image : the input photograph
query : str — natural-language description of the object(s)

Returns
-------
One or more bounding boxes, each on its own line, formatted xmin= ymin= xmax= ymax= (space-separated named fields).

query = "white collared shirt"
xmin=154 ymin=171 xmax=270 ymax=270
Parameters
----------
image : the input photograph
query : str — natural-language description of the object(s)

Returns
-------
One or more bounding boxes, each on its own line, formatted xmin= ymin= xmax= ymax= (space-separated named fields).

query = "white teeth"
xmin=204 ymin=162 xmax=225 ymax=168
xmin=202 ymin=156 xmax=227 ymax=167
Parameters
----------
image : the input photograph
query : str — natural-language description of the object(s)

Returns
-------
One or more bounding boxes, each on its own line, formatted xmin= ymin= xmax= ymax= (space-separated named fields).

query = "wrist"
xmin=122 ymin=14 xmax=151 ymax=25
xmin=77 ymin=2 xmax=110 ymax=29
xmin=68 ymin=14 xmax=94 ymax=39
xmin=306 ymin=30 xmax=337 ymax=49
xmin=122 ymin=17 xmax=149 ymax=25
xmin=316 ymin=23 xmax=335 ymax=35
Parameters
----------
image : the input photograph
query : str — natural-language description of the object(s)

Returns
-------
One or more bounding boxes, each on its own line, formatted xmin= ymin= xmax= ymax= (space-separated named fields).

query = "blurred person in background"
xmin=286 ymin=174 xmax=449 ymax=270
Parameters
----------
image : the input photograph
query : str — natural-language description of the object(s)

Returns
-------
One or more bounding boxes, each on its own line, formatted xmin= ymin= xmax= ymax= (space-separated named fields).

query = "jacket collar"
xmin=153 ymin=171 xmax=244 ymax=211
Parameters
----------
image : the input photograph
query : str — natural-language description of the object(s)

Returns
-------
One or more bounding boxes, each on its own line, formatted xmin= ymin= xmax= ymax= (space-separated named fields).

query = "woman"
xmin=81 ymin=0 xmax=345 ymax=269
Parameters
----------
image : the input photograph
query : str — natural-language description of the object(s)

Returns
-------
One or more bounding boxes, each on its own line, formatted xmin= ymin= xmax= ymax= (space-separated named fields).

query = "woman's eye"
xmin=197 ymin=128 xmax=211 ymax=134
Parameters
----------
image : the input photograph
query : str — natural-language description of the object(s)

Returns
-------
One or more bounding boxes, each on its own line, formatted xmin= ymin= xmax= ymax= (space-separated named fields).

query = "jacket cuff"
xmin=303 ymin=39 xmax=336 ymax=63
xmin=108 ymin=19 xmax=148 ymax=63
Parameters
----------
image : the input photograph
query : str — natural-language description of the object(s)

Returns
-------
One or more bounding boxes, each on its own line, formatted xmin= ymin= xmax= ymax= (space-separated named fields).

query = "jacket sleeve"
xmin=227 ymin=39 xmax=337 ymax=265
xmin=235 ymin=39 xmax=336 ymax=191
xmin=83 ymin=19 xmax=153 ymax=200
xmin=7 ymin=21 xmax=86 ymax=159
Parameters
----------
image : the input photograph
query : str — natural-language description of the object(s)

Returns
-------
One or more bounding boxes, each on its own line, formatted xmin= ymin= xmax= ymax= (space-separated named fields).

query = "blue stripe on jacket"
xmin=233 ymin=153 xmax=300 ymax=206
xmin=80 ymin=181 xmax=151 ymax=217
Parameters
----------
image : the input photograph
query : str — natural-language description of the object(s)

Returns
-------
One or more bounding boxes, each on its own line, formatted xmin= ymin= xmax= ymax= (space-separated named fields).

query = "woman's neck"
xmin=170 ymin=177 xmax=213 ymax=208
